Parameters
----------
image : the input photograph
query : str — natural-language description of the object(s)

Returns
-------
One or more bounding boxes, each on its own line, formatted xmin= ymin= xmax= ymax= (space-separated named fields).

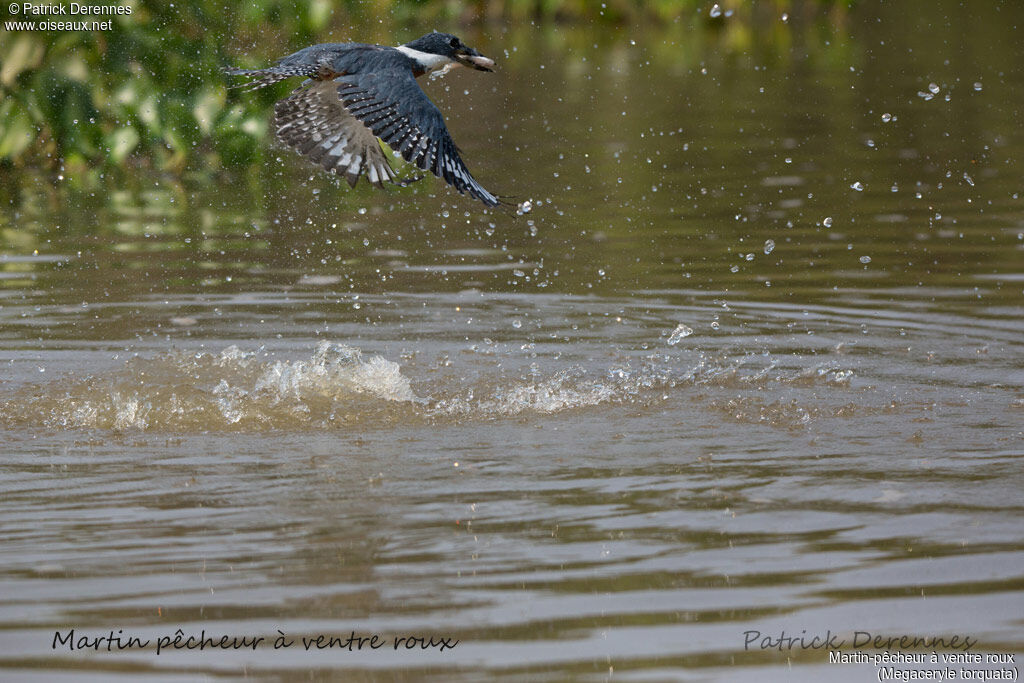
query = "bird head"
xmin=403 ymin=32 xmax=495 ymax=72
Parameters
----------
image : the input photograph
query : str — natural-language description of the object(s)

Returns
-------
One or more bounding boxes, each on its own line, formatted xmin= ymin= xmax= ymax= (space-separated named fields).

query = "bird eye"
xmin=449 ymin=37 xmax=459 ymax=48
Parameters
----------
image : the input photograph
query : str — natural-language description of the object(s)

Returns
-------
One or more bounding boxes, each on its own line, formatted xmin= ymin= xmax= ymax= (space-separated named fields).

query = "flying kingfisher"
xmin=227 ymin=32 xmax=501 ymax=207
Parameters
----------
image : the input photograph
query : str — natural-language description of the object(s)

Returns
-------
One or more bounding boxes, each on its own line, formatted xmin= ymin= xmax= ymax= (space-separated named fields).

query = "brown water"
xmin=2 ymin=2 xmax=1023 ymax=680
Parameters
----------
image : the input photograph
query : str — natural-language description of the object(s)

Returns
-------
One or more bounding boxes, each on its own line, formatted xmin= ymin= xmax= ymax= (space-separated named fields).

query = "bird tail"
xmin=224 ymin=65 xmax=317 ymax=92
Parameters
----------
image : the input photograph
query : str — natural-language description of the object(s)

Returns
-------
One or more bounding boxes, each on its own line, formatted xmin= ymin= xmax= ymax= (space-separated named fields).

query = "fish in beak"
xmin=455 ymin=47 xmax=495 ymax=72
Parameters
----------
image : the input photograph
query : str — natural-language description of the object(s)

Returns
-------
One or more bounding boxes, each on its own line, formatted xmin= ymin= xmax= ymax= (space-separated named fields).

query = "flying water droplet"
xmin=973 ymin=81 xmax=983 ymax=91
xmin=850 ymin=181 xmax=864 ymax=191
xmin=709 ymin=3 xmax=722 ymax=17
xmin=823 ymin=216 xmax=834 ymax=227
xmin=881 ymin=112 xmax=892 ymax=122
xmin=859 ymin=255 xmax=872 ymax=264
xmin=963 ymin=172 xmax=975 ymax=187
xmin=667 ymin=324 xmax=693 ymax=345
xmin=517 ymin=200 xmax=533 ymax=215
xmin=928 ymin=82 xmax=940 ymax=94
xmin=764 ymin=239 xmax=775 ymax=255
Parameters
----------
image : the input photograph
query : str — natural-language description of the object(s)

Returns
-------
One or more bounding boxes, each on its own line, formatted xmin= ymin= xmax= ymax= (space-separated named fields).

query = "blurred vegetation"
xmin=0 ymin=0 xmax=852 ymax=184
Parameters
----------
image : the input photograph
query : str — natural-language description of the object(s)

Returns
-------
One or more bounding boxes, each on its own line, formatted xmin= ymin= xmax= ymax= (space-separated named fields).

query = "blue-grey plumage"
xmin=226 ymin=32 xmax=500 ymax=208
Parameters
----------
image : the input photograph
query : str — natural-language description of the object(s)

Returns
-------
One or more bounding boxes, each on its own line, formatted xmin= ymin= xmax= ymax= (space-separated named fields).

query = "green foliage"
xmin=0 ymin=0 xmax=338 ymax=175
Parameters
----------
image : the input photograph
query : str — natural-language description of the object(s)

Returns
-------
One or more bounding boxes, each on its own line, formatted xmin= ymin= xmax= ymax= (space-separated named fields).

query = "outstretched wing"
xmin=333 ymin=70 xmax=500 ymax=207
xmin=274 ymin=80 xmax=404 ymax=188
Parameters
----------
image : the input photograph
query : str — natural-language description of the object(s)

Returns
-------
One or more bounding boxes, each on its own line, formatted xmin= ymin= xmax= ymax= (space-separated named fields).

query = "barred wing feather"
xmin=274 ymin=80 xmax=399 ymax=188
xmin=334 ymin=71 xmax=499 ymax=207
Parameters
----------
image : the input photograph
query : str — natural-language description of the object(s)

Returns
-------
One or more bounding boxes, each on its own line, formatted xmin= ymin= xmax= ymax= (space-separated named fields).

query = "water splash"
xmin=1 ymin=342 xmax=416 ymax=431
xmin=0 ymin=343 xmax=860 ymax=432
xmin=667 ymin=324 xmax=694 ymax=345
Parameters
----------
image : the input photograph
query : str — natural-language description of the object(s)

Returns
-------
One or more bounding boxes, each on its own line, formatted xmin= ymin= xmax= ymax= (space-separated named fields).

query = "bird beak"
xmin=455 ymin=47 xmax=495 ymax=72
